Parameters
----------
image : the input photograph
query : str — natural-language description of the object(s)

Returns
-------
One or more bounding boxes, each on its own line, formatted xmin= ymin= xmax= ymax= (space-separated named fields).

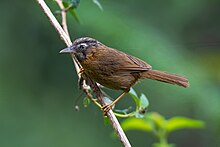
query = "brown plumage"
xmin=60 ymin=37 xmax=189 ymax=114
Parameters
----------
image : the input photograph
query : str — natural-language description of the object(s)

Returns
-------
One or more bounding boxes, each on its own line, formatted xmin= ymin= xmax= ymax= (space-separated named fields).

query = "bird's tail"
xmin=141 ymin=70 xmax=189 ymax=88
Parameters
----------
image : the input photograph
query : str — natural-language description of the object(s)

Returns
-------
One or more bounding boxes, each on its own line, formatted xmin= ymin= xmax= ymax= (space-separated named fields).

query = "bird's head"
xmin=59 ymin=37 xmax=102 ymax=61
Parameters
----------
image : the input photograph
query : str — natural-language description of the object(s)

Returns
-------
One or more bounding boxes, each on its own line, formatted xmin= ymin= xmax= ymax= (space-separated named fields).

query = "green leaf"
xmin=92 ymin=0 xmax=103 ymax=11
xmin=63 ymin=1 xmax=71 ymax=8
xmin=153 ymin=143 xmax=175 ymax=147
xmin=166 ymin=117 xmax=205 ymax=132
xmin=121 ymin=117 xmax=153 ymax=132
xmin=139 ymin=93 xmax=149 ymax=109
xmin=62 ymin=1 xmax=80 ymax=23
xmin=146 ymin=112 xmax=166 ymax=128
xmin=69 ymin=8 xmax=80 ymax=23
xmin=83 ymin=97 xmax=90 ymax=107
xmin=129 ymin=88 xmax=140 ymax=107
xmin=129 ymin=88 xmax=138 ymax=97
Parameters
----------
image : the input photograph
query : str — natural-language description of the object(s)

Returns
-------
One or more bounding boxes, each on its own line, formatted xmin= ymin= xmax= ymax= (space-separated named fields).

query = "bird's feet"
xmin=102 ymin=104 xmax=113 ymax=116
xmin=78 ymin=68 xmax=85 ymax=75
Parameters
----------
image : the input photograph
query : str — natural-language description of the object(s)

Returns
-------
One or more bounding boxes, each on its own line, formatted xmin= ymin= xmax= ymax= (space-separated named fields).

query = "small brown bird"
xmin=60 ymin=37 xmax=189 ymax=113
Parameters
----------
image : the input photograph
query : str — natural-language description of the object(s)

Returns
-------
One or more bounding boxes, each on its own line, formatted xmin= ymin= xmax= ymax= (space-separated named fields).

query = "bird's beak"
xmin=59 ymin=46 xmax=75 ymax=53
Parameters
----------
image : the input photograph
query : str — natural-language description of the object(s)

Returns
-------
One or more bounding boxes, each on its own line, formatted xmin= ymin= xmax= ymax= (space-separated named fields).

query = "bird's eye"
xmin=78 ymin=43 xmax=87 ymax=50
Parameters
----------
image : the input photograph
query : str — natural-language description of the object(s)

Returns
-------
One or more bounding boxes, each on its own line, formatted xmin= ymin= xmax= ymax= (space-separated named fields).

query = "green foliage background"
xmin=0 ymin=0 xmax=220 ymax=147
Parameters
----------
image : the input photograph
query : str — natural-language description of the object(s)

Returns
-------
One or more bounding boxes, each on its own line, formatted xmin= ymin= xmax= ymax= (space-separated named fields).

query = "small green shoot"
xmin=121 ymin=112 xmax=205 ymax=147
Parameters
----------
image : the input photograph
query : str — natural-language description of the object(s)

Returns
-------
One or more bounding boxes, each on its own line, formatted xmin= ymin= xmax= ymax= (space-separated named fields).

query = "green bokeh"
xmin=0 ymin=0 xmax=220 ymax=147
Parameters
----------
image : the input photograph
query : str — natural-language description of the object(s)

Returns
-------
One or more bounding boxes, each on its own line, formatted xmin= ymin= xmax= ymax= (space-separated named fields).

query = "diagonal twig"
xmin=55 ymin=0 xmax=70 ymax=37
xmin=36 ymin=0 xmax=131 ymax=146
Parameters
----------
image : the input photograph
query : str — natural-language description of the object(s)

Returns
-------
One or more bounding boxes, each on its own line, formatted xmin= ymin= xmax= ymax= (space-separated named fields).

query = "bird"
xmin=60 ymin=37 xmax=189 ymax=114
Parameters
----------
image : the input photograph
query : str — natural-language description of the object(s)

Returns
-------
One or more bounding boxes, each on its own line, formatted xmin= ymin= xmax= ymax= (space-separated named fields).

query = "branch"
xmin=36 ymin=0 xmax=81 ymax=75
xmin=36 ymin=0 xmax=131 ymax=146
xmin=55 ymin=0 xmax=70 ymax=37
xmin=87 ymin=78 xmax=131 ymax=147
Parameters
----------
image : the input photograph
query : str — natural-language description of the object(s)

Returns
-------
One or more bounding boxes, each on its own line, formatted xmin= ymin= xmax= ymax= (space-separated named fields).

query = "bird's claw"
xmin=78 ymin=68 xmax=85 ymax=75
xmin=102 ymin=104 xmax=113 ymax=116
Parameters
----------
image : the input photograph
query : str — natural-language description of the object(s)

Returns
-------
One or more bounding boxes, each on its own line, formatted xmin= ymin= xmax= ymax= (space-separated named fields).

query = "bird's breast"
xmin=79 ymin=48 xmax=140 ymax=90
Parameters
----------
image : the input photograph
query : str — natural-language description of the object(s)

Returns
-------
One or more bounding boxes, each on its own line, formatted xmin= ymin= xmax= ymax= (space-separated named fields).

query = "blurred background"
xmin=0 ymin=0 xmax=220 ymax=146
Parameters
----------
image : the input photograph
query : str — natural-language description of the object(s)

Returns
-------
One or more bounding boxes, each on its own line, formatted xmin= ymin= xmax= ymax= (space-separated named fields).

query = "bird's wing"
xmin=109 ymin=48 xmax=152 ymax=72
xmin=125 ymin=54 xmax=152 ymax=71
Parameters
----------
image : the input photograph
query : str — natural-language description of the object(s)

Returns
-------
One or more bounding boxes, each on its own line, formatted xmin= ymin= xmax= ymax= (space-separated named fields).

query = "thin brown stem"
xmin=87 ymin=78 xmax=131 ymax=147
xmin=55 ymin=0 xmax=70 ymax=37
xmin=36 ymin=0 xmax=131 ymax=146
xmin=36 ymin=0 xmax=81 ymax=75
